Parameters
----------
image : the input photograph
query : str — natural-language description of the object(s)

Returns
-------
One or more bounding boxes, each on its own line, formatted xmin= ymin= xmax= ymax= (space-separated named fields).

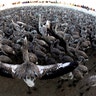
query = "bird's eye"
xmin=24 ymin=76 xmax=26 ymax=79
xmin=31 ymin=77 xmax=34 ymax=80
xmin=27 ymin=76 xmax=30 ymax=79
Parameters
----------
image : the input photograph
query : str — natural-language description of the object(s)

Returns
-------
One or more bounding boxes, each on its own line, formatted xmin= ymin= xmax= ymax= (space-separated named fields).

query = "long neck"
xmin=22 ymin=37 xmax=29 ymax=62
xmin=0 ymin=32 xmax=3 ymax=48
xmin=55 ymin=24 xmax=58 ymax=33
xmin=39 ymin=14 xmax=42 ymax=29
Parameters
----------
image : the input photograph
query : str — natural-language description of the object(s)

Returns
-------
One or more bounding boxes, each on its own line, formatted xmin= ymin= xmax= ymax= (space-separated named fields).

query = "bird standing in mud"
xmin=0 ymin=37 xmax=78 ymax=93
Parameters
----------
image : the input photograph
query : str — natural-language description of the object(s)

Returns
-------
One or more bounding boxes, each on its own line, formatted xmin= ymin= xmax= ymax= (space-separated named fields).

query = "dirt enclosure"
xmin=0 ymin=5 xmax=96 ymax=96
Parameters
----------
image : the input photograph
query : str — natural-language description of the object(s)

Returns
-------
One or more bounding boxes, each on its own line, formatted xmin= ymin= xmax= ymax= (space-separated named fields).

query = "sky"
xmin=0 ymin=0 xmax=96 ymax=9
xmin=64 ymin=0 xmax=96 ymax=9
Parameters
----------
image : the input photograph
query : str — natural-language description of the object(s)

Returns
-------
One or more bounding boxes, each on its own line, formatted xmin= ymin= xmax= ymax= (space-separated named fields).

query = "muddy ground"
xmin=0 ymin=6 xmax=96 ymax=96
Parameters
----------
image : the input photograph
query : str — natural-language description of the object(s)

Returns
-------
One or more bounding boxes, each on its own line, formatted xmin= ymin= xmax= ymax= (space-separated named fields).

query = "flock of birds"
xmin=0 ymin=6 xmax=96 ymax=93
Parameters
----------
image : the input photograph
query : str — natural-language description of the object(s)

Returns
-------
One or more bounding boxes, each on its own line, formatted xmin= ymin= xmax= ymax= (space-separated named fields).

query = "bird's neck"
xmin=22 ymin=46 xmax=29 ymax=62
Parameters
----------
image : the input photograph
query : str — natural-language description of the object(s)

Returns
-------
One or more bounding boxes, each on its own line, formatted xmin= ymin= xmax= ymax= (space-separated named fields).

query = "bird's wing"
xmin=37 ymin=62 xmax=72 ymax=79
xmin=0 ymin=61 xmax=78 ymax=85
xmin=0 ymin=62 xmax=19 ymax=75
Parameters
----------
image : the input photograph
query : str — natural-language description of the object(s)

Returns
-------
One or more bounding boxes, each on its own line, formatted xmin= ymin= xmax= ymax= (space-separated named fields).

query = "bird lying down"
xmin=0 ymin=37 xmax=78 ymax=93
xmin=0 ymin=61 xmax=78 ymax=88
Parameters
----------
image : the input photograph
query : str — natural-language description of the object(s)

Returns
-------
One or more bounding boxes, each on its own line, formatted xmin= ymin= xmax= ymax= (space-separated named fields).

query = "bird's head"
xmin=16 ymin=36 xmax=28 ymax=48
